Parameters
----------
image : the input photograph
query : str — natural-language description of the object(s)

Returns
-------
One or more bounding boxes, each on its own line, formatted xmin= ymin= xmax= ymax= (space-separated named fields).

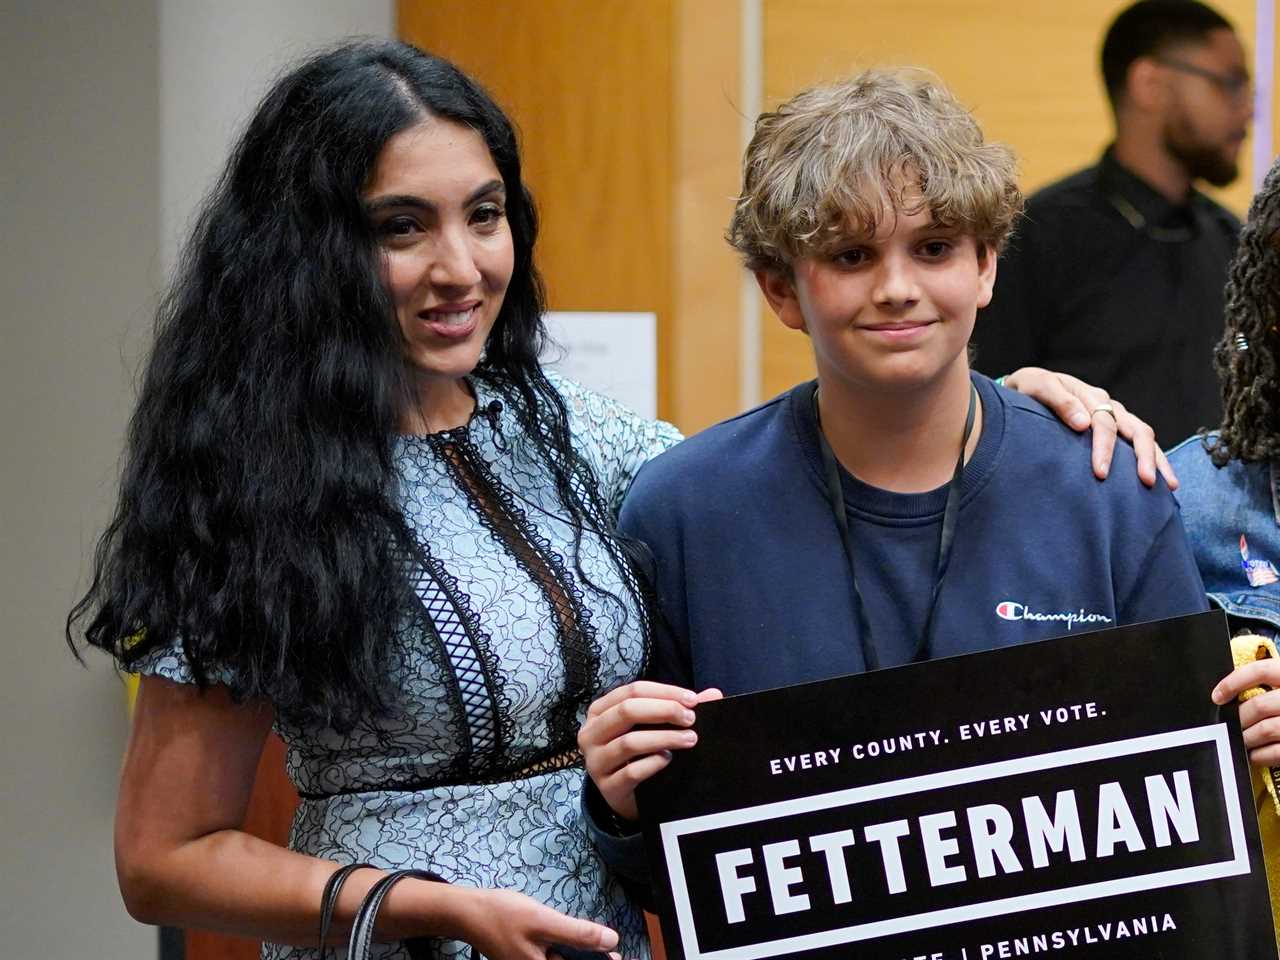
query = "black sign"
xmin=638 ymin=611 xmax=1275 ymax=960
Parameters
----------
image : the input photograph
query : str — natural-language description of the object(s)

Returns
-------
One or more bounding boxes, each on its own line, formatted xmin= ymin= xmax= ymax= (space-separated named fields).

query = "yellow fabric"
xmin=122 ymin=628 xmax=145 ymax=715
xmin=1253 ymin=765 xmax=1280 ymax=945
xmin=1231 ymin=634 xmax=1280 ymax=943
xmin=125 ymin=672 xmax=139 ymax=714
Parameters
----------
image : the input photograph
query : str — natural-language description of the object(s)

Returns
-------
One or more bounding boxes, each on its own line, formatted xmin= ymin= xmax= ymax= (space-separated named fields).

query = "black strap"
xmin=318 ymin=863 xmax=376 ymax=959
xmin=348 ymin=868 xmax=477 ymax=960
xmin=812 ymin=381 xmax=976 ymax=669
xmin=319 ymin=864 xmax=478 ymax=960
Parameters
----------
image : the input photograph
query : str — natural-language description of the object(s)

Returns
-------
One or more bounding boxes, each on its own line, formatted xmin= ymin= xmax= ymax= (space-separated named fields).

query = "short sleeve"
xmin=549 ymin=373 xmax=683 ymax=520
xmin=129 ymin=636 xmax=237 ymax=688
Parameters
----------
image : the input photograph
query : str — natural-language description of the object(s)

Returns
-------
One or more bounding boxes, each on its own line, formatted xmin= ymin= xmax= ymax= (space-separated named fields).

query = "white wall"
xmin=1 ymin=1 xmax=160 ymax=955
xmin=0 ymin=1 xmax=390 ymax=956
xmin=160 ymin=0 xmax=395 ymax=276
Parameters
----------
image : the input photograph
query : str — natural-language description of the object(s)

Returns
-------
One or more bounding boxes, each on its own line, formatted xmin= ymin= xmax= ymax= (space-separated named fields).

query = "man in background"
xmin=973 ymin=0 xmax=1251 ymax=444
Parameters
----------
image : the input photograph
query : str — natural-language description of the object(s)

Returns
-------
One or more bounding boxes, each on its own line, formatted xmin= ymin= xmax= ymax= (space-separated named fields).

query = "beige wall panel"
xmin=399 ymin=1 xmax=677 ymax=416
xmin=673 ymin=0 xmax=748 ymax=431
xmin=760 ymin=0 xmax=1259 ymax=397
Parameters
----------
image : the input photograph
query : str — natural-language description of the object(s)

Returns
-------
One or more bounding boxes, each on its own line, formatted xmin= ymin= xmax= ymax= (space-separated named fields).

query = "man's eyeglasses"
xmin=1155 ymin=57 xmax=1253 ymax=102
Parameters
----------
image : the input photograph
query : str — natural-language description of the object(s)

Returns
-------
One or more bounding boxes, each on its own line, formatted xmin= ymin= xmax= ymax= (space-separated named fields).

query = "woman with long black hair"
xmin=68 ymin=39 xmax=674 ymax=959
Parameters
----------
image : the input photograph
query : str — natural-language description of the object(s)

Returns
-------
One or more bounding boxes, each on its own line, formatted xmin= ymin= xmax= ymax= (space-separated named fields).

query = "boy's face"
xmin=758 ymin=205 xmax=996 ymax=397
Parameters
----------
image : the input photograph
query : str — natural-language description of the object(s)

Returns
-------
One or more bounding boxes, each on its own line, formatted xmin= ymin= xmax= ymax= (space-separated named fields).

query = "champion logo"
xmin=995 ymin=600 xmax=1113 ymax=630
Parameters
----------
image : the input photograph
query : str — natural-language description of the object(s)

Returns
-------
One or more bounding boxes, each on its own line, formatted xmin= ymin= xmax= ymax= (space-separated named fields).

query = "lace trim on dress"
xmin=294 ymin=747 xmax=588 ymax=800
xmin=400 ymin=435 xmax=518 ymax=779
xmin=563 ymin=463 xmax=655 ymax=678
xmin=403 ymin=546 xmax=499 ymax=768
xmin=487 ymin=373 xmax=657 ymax=681
xmin=432 ymin=427 xmax=603 ymax=759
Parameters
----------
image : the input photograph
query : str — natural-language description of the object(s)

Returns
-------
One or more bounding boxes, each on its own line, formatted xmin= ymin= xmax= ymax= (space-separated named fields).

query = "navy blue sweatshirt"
xmin=584 ymin=373 xmax=1209 ymax=888
xmin=620 ymin=373 xmax=1207 ymax=695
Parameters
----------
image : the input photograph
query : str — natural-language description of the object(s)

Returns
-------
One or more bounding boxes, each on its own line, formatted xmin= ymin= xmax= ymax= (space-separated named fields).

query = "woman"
xmin=69 ymin=40 xmax=673 ymax=959
xmin=67 ymin=38 xmax=1160 ymax=960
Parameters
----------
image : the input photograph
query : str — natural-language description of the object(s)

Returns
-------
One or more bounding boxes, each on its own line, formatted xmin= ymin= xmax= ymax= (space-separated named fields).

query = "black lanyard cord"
xmin=812 ymin=381 xmax=977 ymax=671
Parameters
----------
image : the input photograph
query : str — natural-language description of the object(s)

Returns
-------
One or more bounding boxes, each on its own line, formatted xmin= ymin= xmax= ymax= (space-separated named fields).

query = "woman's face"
xmin=364 ymin=118 xmax=515 ymax=398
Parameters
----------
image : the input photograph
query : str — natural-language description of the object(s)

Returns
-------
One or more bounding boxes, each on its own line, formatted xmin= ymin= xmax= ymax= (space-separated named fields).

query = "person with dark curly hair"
xmin=1173 ymin=154 xmax=1280 ymax=664
xmin=1172 ymin=157 xmax=1280 ymax=936
xmin=66 ymin=39 xmax=677 ymax=960
xmin=66 ymin=38 xmax=1168 ymax=960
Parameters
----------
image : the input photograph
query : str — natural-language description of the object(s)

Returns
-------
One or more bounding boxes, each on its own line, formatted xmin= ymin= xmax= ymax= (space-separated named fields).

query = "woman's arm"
xmin=117 ymin=675 xmax=618 ymax=957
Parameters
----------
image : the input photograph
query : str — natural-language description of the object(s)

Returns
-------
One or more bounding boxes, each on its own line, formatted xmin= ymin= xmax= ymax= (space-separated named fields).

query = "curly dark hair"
xmin=1208 ymin=160 xmax=1280 ymax=466
xmin=67 ymin=40 xmax=645 ymax=730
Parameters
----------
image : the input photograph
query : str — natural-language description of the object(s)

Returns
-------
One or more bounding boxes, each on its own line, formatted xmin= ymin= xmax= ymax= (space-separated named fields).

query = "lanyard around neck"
xmin=811 ymin=381 xmax=977 ymax=671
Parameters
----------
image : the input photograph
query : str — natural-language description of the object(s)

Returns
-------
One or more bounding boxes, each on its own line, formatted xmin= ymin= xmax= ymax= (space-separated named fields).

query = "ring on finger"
xmin=1090 ymin=402 xmax=1117 ymax=423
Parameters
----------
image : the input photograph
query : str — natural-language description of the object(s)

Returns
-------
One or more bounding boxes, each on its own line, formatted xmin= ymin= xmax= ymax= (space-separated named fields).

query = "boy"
xmin=579 ymin=70 xmax=1209 ymax=837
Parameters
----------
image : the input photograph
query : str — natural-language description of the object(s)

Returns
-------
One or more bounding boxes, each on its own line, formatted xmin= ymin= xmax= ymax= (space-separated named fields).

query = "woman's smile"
xmin=418 ymin=301 xmax=483 ymax=339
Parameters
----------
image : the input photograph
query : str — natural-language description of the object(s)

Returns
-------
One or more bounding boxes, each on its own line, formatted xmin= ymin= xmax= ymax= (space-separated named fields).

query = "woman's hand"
xmin=1001 ymin=367 xmax=1177 ymax=490
xmin=447 ymin=887 xmax=620 ymax=960
xmin=1212 ymin=660 xmax=1280 ymax=767
xmin=579 ymin=681 xmax=723 ymax=822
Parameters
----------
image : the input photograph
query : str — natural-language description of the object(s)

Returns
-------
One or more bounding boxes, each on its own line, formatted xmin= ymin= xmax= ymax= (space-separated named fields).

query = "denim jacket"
xmin=1168 ymin=434 xmax=1280 ymax=633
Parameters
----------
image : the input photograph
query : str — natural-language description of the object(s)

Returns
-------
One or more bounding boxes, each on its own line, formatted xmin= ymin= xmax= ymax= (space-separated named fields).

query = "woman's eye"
xmin=472 ymin=204 xmax=506 ymax=227
xmin=378 ymin=217 xmax=420 ymax=240
xmin=833 ymin=249 xmax=867 ymax=266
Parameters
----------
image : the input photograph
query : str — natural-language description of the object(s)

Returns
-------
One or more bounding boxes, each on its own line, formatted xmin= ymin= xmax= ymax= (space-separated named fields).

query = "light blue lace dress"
xmin=137 ymin=374 xmax=681 ymax=959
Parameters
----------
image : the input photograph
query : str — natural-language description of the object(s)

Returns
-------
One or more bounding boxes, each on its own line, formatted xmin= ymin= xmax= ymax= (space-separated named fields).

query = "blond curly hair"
xmin=727 ymin=68 xmax=1023 ymax=272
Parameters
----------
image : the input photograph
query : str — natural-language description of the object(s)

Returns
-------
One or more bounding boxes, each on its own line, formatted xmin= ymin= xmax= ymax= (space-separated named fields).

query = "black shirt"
xmin=972 ymin=148 xmax=1240 ymax=445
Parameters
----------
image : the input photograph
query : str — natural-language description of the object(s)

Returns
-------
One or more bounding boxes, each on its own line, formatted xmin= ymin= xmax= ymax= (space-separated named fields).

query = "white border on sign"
xmin=660 ymin=723 xmax=1248 ymax=960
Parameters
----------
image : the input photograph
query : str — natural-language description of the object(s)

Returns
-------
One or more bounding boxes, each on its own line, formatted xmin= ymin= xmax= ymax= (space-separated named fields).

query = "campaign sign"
xmin=637 ymin=612 xmax=1276 ymax=960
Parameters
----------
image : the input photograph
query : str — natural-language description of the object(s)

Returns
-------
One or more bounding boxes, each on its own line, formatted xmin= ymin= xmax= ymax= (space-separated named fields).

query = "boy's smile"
xmin=758 ymin=205 xmax=997 ymax=396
